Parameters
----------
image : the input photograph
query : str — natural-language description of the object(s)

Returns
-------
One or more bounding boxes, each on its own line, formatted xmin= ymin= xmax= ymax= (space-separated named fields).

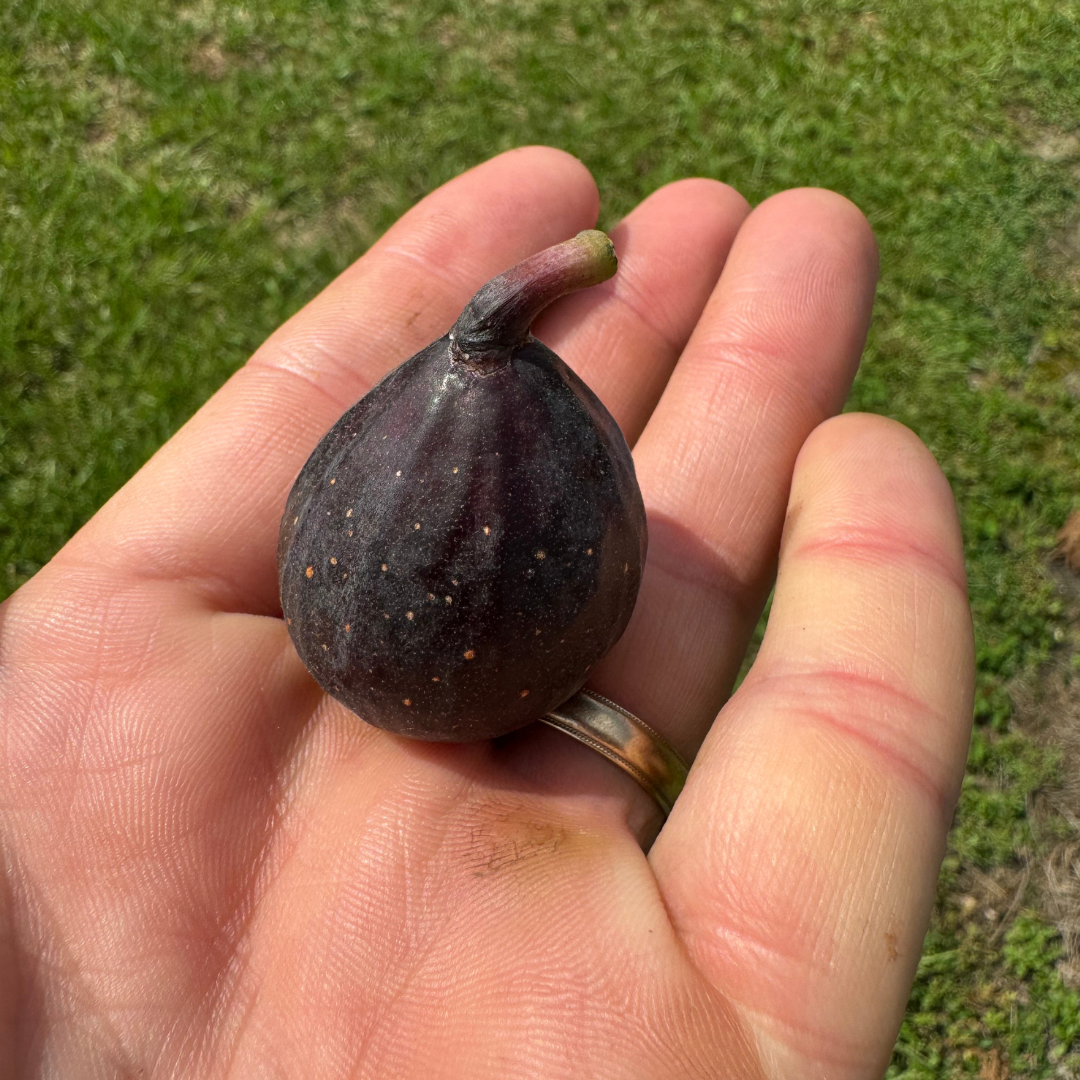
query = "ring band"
xmin=539 ymin=691 xmax=689 ymax=818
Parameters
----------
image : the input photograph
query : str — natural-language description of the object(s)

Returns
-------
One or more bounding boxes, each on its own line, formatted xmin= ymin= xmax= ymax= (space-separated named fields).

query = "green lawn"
xmin=4 ymin=0 xmax=1080 ymax=1071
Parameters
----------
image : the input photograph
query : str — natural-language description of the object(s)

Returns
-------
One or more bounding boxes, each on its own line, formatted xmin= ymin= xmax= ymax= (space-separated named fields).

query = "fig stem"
xmin=449 ymin=230 xmax=617 ymax=370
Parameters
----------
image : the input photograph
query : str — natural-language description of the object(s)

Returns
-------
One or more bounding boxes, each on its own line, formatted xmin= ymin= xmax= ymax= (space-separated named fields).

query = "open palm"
xmin=0 ymin=148 xmax=974 ymax=1079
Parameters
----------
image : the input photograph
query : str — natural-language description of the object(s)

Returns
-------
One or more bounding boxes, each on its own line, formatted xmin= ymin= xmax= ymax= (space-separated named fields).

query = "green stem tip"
xmin=450 ymin=230 xmax=617 ymax=369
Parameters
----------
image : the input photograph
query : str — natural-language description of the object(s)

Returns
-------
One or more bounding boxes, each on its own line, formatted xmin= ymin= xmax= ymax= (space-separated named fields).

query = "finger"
xmin=496 ymin=189 xmax=877 ymax=846
xmin=652 ymin=414 xmax=974 ymax=1079
xmin=64 ymin=147 xmax=600 ymax=613
xmin=534 ymin=178 xmax=750 ymax=444
xmin=589 ymin=188 xmax=880 ymax=756
xmin=64 ymin=166 xmax=749 ymax=626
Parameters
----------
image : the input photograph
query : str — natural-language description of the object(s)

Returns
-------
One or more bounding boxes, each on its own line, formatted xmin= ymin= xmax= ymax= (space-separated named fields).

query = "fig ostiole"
xmin=278 ymin=230 xmax=647 ymax=741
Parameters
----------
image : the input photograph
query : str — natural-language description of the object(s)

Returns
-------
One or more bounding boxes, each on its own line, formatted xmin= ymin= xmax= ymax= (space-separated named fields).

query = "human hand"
xmin=0 ymin=147 xmax=974 ymax=1079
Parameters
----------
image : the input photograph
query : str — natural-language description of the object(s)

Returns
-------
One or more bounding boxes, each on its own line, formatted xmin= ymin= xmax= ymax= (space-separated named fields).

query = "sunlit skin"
xmin=0 ymin=147 xmax=974 ymax=1079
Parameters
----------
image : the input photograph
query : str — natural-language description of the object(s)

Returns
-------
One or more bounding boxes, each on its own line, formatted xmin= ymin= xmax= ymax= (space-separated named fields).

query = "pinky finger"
xmin=652 ymin=413 xmax=975 ymax=1079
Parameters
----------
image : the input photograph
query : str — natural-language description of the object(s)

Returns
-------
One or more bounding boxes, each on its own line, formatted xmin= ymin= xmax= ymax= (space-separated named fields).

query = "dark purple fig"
xmin=278 ymin=230 xmax=646 ymax=741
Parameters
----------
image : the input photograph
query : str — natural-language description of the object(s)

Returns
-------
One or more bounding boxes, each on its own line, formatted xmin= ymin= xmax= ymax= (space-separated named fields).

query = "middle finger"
xmin=589 ymin=187 xmax=879 ymax=758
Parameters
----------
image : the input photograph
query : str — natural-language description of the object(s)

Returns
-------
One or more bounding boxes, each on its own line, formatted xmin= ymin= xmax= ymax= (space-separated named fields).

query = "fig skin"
xmin=278 ymin=231 xmax=647 ymax=741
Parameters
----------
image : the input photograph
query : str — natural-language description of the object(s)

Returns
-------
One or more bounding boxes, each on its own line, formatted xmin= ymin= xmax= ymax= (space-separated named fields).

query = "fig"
xmin=278 ymin=230 xmax=647 ymax=740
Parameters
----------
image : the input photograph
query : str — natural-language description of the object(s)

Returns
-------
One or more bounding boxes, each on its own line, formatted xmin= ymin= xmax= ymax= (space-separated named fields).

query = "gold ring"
xmin=539 ymin=691 xmax=689 ymax=818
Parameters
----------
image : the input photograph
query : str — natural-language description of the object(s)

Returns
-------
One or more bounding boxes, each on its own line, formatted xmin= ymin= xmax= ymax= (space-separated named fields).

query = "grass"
xmin=4 ymin=0 xmax=1080 ymax=1071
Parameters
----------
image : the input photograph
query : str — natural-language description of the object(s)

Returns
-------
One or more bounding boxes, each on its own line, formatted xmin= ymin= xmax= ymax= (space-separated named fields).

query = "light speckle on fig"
xmin=348 ymin=530 xmax=353 ymax=537
xmin=432 ymin=676 xmax=441 ymax=682
xmin=403 ymin=699 xmax=412 ymax=706
xmin=413 ymin=522 xmax=420 ymax=530
xmin=330 ymin=557 xmax=337 ymax=565
xmin=483 ymin=526 xmax=491 ymax=536
xmin=427 ymin=593 xmax=435 ymax=600
xmin=381 ymin=564 xmax=388 ymax=572
xmin=293 ymin=516 xmax=298 ymax=525
xmin=330 ymin=478 xmax=336 ymax=485
xmin=587 ymin=548 xmax=593 ymax=555
xmin=287 ymin=617 xmax=292 ymax=625
xmin=345 ymin=624 xmax=351 ymax=632
xmin=346 ymin=509 xmax=353 ymax=518
xmin=395 ymin=470 xmax=402 ymax=477
xmin=342 ymin=572 xmax=348 ymax=580
xmin=305 ymin=566 xmax=314 ymax=579
xmin=406 ymin=611 xmax=414 ymax=620
xmin=520 ymin=690 xmax=529 ymax=698
xmin=383 ymin=613 xmax=390 ymax=619
xmin=445 ymin=596 xmax=452 ymax=604
xmin=452 ymin=578 xmax=460 ymax=585
xmin=452 ymin=467 xmax=459 ymax=474
xmin=463 ymin=649 xmax=476 ymax=660
xmin=321 ymin=643 xmax=328 ymax=651
xmin=535 ymin=550 xmax=546 ymax=560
